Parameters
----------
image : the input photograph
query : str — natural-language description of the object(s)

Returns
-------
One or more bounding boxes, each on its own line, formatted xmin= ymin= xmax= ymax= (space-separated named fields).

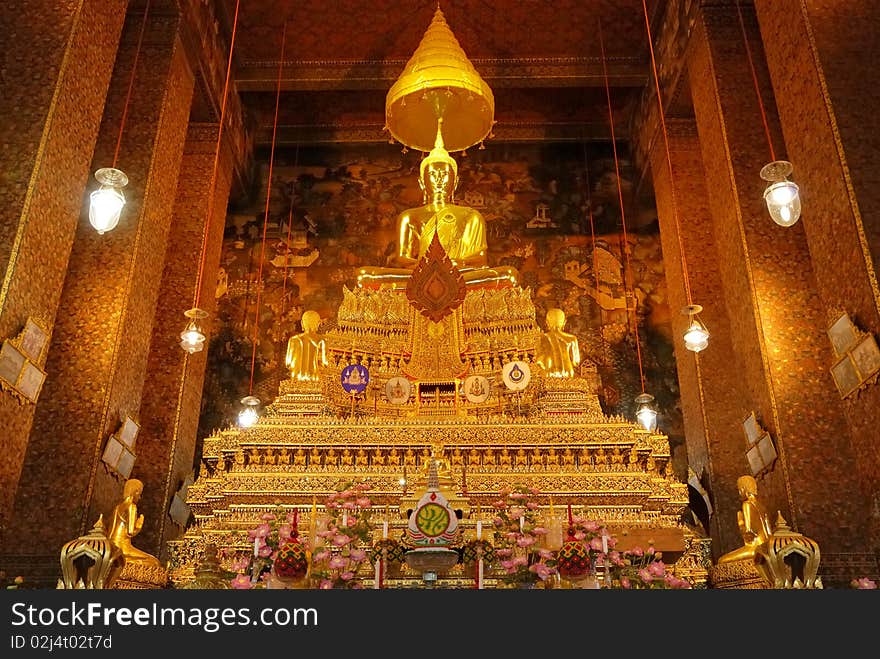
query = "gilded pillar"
xmin=136 ymin=123 xmax=233 ymax=557
xmin=5 ymin=9 xmax=195 ymax=577
xmin=0 ymin=0 xmax=127 ymax=539
xmin=754 ymin=0 xmax=880 ymax=549
xmin=686 ymin=4 xmax=868 ymax=552
xmin=648 ymin=119 xmax=749 ymax=557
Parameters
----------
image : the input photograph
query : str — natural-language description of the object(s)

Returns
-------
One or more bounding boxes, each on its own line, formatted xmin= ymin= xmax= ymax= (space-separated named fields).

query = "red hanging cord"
xmin=280 ymin=145 xmax=300 ymax=319
xmin=248 ymin=22 xmax=288 ymax=394
xmin=192 ymin=0 xmax=241 ymax=311
xmin=734 ymin=0 xmax=776 ymax=162
xmin=641 ymin=0 xmax=693 ymax=306
xmin=112 ymin=0 xmax=152 ymax=168
xmin=599 ymin=17 xmax=646 ymax=394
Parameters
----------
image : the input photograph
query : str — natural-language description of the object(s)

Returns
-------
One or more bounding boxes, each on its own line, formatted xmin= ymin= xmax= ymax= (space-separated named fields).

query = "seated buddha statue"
xmin=357 ymin=123 xmax=517 ymax=291
xmin=536 ymin=308 xmax=581 ymax=378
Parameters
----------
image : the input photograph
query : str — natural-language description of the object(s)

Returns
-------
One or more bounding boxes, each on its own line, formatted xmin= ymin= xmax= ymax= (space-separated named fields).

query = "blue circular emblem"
xmin=341 ymin=364 xmax=369 ymax=394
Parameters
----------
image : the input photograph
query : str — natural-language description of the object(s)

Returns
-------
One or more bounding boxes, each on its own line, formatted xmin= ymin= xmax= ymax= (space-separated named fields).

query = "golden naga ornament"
xmin=385 ymin=7 xmax=494 ymax=152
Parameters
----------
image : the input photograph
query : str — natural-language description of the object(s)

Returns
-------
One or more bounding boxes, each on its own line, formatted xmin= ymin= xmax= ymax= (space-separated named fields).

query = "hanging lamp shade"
xmin=385 ymin=8 xmax=494 ymax=153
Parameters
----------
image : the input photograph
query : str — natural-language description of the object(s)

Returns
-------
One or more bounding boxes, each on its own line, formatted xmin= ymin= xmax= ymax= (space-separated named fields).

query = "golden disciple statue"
xmin=357 ymin=123 xmax=517 ymax=290
xmin=717 ymin=475 xmax=773 ymax=564
xmin=285 ymin=310 xmax=327 ymax=381
xmin=108 ymin=479 xmax=160 ymax=567
xmin=536 ymin=308 xmax=581 ymax=378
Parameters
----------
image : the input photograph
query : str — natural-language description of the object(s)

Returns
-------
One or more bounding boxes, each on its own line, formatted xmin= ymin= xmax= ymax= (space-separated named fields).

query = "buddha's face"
xmin=422 ymin=161 xmax=456 ymax=199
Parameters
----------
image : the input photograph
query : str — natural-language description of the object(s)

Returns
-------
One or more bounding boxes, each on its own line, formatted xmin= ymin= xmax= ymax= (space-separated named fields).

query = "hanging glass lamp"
xmin=89 ymin=168 xmax=129 ymax=234
xmin=179 ymin=308 xmax=208 ymax=354
xmin=682 ymin=304 xmax=710 ymax=353
xmin=634 ymin=392 xmax=658 ymax=432
xmin=760 ymin=161 xmax=801 ymax=227
xmin=238 ymin=395 xmax=261 ymax=428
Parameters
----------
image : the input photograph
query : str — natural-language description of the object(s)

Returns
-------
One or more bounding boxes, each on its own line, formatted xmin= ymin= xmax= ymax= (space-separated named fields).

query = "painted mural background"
xmin=199 ymin=142 xmax=684 ymax=469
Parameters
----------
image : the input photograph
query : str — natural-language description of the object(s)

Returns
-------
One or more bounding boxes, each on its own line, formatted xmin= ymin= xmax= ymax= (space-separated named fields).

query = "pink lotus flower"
xmin=340 ymin=571 xmax=355 ymax=581
xmin=231 ymin=574 xmax=252 ymax=589
xmin=638 ymin=568 xmax=653 ymax=583
xmin=340 ymin=489 xmax=355 ymax=499
xmin=493 ymin=517 xmax=504 ymax=526
xmin=516 ymin=535 xmax=536 ymax=547
xmin=258 ymin=544 xmax=273 ymax=558
xmin=319 ymin=579 xmax=333 ymax=589
xmin=260 ymin=513 xmax=276 ymax=522
xmin=574 ymin=531 xmax=587 ymax=541
xmin=631 ymin=547 xmax=644 ymax=557
xmin=313 ymin=550 xmax=330 ymax=563
xmin=531 ymin=526 xmax=547 ymax=535
xmin=278 ymin=524 xmax=292 ymax=541
xmin=230 ymin=557 xmax=250 ymax=572
xmin=496 ymin=548 xmax=513 ymax=558
xmin=327 ymin=493 xmax=338 ymax=502
xmin=342 ymin=501 xmax=357 ymax=509
xmin=349 ymin=548 xmax=366 ymax=562
xmin=537 ymin=549 xmax=554 ymax=560
xmin=609 ymin=551 xmax=623 ymax=565
xmin=509 ymin=492 xmax=527 ymax=500
xmin=648 ymin=561 xmax=666 ymax=577
xmin=620 ymin=576 xmax=631 ymax=589
xmin=584 ymin=521 xmax=600 ymax=532
xmin=529 ymin=562 xmax=554 ymax=580
xmin=528 ymin=487 xmax=540 ymax=495
xmin=329 ymin=556 xmax=348 ymax=570
xmin=526 ymin=502 xmax=539 ymax=509
xmin=332 ymin=534 xmax=352 ymax=546
xmin=512 ymin=555 xmax=528 ymax=567
xmin=590 ymin=537 xmax=604 ymax=551
xmin=355 ymin=482 xmax=370 ymax=491
xmin=346 ymin=517 xmax=357 ymax=527
xmin=492 ymin=500 xmax=506 ymax=509
xmin=853 ymin=577 xmax=877 ymax=589
xmin=254 ymin=523 xmax=271 ymax=539
xmin=317 ymin=530 xmax=335 ymax=539
xmin=356 ymin=497 xmax=371 ymax=508
xmin=501 ymin=559 xmax=516 ymax=572
xmin=508 ymin=506 xmax=525 ymax=519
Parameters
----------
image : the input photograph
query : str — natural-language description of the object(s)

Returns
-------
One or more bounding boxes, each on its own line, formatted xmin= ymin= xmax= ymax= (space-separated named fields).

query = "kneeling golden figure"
xmin=357 ymin=124 xmax=517 ymax=291
xmin=108 ymin=479 xmax=160 ymax=567
xmin=717 ymin=475 xmax=773 ymax=564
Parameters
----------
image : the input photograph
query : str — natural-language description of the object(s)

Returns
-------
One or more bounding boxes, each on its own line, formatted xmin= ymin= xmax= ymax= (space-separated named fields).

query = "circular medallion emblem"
xmin=502 ymin=360 xmax=531 ymax=391
xmin=463 ymin=375 xmax=491 ymax=403
xmin=340 ymin=364 xmax=369 ymax=394
xmin=385 ymin=376 xmax=412 ymax=404
xmin=415 ymin=502 xmax=451 ymax=537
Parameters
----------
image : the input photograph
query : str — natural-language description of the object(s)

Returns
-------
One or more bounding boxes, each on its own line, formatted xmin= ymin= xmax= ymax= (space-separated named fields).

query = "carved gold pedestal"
xmin=114 ymin=563 xmax=169 ymax=589
xmin=710 ymin=559 xmax=767 ymax=589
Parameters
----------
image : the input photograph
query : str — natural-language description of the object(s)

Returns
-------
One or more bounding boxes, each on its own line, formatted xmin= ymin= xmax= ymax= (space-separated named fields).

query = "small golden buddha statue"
xmin=388 ymin=447 xmax=401 ymax=466
xmin=515 ymin=448 xmax=528 ymax=467
xmin=562 ymin=447 xmax=575 ymax=466
xmin=355 ymin=448 xmax=369 ymax=466
xmin=309 ymin=447 xmax=321 ymax=466
xmin=285 ymin=310 xmax=327 ymax=382
xmin=536 ymin=308 xmax=581 ymax=378
xmin=357 ymin=124 xmax=517 ymax=291
xmin=718 ymin=475 xmax=773 ymax=565
xmin=341 ymin=448 xmax=354 ymax=466
xmin=372 ymin=448 xmax=386 ymax=466
xmin=468 ymin=447 xmax=481 ymax=466
xmin=107 ymin=479 xmax=160 ymax=567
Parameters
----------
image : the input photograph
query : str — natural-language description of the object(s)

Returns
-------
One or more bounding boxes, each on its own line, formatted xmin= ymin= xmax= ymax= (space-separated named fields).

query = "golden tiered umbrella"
xmin=385 ymin=8 xmax=494 ymax=153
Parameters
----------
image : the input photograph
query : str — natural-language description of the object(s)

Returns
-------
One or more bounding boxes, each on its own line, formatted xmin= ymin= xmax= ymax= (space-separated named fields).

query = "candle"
xmin=601 ymin=533 xmax=608 ymax=555
xmin=342 ymin=511 xmax=348 ymax=527
xmin=374 ymin=556 xmax=381 ymax=589
xmin=519 ymin=516 xmax=524 ymax=532
xmin=476 ymin=520 xmax=482 ymax=540
xmin=382 ymin=520 xmax=388 ymax=539
xmin=253 ymin=536 xmax=259 ymax=557
xmin=477 ymin=557 xmax=484 ymax=590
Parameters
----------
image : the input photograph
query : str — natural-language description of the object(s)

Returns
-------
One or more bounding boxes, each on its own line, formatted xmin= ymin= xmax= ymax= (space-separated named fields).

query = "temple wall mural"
xmin=199 ymin=141 xmax=684 ymax=469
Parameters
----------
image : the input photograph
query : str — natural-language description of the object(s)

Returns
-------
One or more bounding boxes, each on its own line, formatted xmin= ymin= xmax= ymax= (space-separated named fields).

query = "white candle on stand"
xmin=374 ymin=558 xmax=381 ymax=589
xmin=519 ymin=516 xmax=524 ymax=532
xmin=254 ymin=537 xmax=259 ymax=557
xmin=342 ymin=511 xmax=348 ymax=527
xmin=478 ymin=557 xmax=484 ymax=590
xmin=382 ymin=521 xmax=388 ymax=539
xmin=601 ymin=533 xmax=608 ymax=555
xmin=476 ymin=520 xmax=482 ymax=540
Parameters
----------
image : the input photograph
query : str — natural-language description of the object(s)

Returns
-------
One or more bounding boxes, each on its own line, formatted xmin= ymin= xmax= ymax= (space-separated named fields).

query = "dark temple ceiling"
xmin=215 ymin=0 xmax=668 ymax=147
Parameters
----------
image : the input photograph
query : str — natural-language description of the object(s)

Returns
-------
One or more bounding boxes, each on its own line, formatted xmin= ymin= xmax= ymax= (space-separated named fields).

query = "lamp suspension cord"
xmin=641 ymin=0 xmax=693 ymax=307
xmin=734 ymin=0 xmax=776 ymax=162
xmin=112 ymin=0 xmax=152 ymax=169
xmin=192 ymin=0 xmax=241 ymax=311
xmin=581 ymin=139 xmax=600 ymax=295
xmin=280 ymin=144 xmax=300 ymax=319
xmin=599 ymin=17 xmax=646 ymax=394
xmin=248 ymin=21 xmax=288 ymax=395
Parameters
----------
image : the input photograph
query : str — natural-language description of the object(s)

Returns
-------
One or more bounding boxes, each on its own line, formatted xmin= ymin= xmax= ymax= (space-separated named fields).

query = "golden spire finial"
xmin=419 ymin=119 xmax=458 ymax=181
xmin=386 ymin=5 xmax=494 ymax=152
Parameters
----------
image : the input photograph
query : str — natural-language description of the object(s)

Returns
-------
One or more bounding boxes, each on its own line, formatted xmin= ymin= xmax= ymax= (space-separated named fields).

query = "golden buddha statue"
xmin=107 ymin=479 xmax=160 ymax=567
xmin=718 ymin=475 xmax=773 ymax=565
xmin=536 ymin=308 xmax=581 ymax=378
xmin=357 ymin=123 xmax=517 ymax=291
xmin=285 ymin=310 xmax=327 ymax=382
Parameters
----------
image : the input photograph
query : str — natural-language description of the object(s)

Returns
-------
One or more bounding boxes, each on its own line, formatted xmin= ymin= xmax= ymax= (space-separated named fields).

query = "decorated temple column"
xmin=648 ymin=119 xmax=749 ymax=558
xmin=686 ymin=4 xmax=868 ymax=561
xmin=4 ymin=9 xmax=195 ymax=581
xmin=136 ymin=123 xmax=234 ymax=558
xmin=753 ymin=0 xmax=880 ymax=551
xmin=0 ymin=0 xmax=128 ymax=541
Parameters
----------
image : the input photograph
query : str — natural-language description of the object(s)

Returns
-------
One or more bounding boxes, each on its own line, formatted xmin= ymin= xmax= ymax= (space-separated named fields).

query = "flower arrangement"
xmin=606 ymin=546 xmax=692 ymax=589
xmin=556 ymin=512 xmax=614 ymax=581
xmin=491 ymin=485 xmax=557 ymax=586
xmin=850 ymin=577 xmax=877 ymax=589
xmin=230 ymin=507 xmax=307 ymax=589
xmin=310 ymin=480 xmax=375 ymax=589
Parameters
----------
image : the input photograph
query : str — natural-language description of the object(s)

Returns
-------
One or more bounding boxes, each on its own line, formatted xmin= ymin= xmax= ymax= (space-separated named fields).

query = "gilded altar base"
xmin=169 ymin=286 xmax=711 ymax=588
